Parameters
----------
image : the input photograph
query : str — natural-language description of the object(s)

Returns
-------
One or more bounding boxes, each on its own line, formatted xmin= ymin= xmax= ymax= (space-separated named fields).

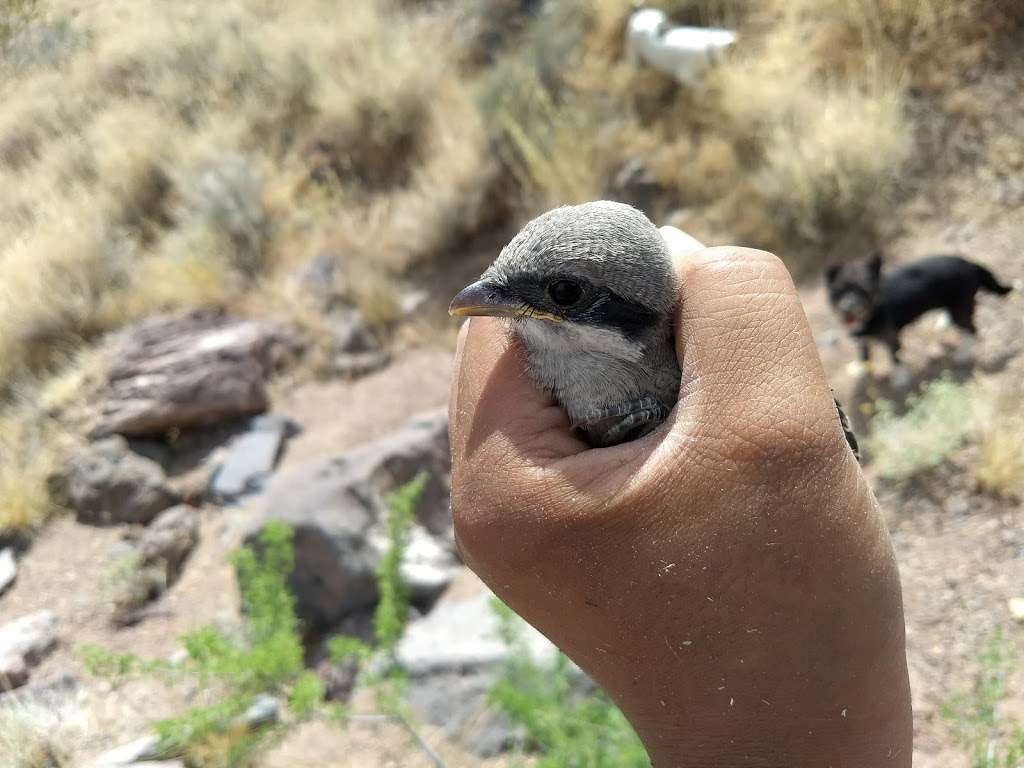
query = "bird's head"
xmin=449 ymin=201 xmax=676 ymax=349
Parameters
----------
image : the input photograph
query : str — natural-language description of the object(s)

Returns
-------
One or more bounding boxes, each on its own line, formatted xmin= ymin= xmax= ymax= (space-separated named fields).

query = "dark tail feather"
xmin=977 ymin=265 xmax=1013 ymax=295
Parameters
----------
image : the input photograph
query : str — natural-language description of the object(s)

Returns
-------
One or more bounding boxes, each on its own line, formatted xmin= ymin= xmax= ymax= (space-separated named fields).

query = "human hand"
xmin=448 ymin=241 xmax=912 ymax=766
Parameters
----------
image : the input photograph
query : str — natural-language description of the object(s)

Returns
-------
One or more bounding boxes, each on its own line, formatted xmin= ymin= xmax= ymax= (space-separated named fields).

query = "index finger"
xmin=669 ymin=246 xmax=849 ymax=467
xmin=448 ymin=317 xmax=585 ymax=469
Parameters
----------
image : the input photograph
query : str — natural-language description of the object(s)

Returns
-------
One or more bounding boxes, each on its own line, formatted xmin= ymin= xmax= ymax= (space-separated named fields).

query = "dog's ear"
xmin=825 ymin=264 xmax=840 ymax=285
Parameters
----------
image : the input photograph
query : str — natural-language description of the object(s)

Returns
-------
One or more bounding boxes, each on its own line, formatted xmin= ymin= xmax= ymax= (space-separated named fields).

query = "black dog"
xmin=826 ymin=251 xmax=1013 ymax=368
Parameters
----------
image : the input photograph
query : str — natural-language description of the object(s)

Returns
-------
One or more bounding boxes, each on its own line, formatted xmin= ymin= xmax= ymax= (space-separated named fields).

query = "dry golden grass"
xmin=1 ymin=0 xmax=1014 ymax=396
xmin=0 ymin=0 xmax=1020 ymax=535
xmin=0 ymin=698 xmax=86 ymax=768
xmin=0 ymin=403 xmax=60 ymax=535
xmin=0 ymin=0 xmax=493 ymax=391
xmin=970 ymin=365 xmax=1024 ymax=499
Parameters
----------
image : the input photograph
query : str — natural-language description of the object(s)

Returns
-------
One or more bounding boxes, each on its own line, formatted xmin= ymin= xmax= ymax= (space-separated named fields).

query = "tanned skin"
xmin=450 ymin=246 xmax=912 ymax=767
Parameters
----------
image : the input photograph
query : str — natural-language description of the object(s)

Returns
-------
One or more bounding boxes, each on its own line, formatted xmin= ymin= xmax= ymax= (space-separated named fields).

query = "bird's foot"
xmin=575 ymin=396 xmax=669 ymax=448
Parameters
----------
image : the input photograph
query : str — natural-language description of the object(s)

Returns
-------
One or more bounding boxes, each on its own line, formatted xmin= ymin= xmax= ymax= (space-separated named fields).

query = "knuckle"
xmin=718 ymin=409 xmax=844 ymax=479
xmin=693 ymin=246 xmax=791 ymax=280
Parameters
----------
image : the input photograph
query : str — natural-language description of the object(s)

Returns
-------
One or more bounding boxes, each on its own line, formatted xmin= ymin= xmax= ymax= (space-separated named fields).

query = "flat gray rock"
xmin=394 ymin=572 xmax=588 ymax=757
xmin=210 ymin=415 xmax=293 ymax=502
xmin=93 ymin=734 xmax=165 ymax=767
xmin=397 ymin=586 xmax=555 ymax=676
xmin=240 ymin=693 xmax=280 ymax=729
xmin=0 ymin=548 xmax=15 ymax=595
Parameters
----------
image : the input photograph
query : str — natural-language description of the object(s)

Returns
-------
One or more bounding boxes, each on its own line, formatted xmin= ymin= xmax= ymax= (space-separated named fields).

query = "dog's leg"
xmin=950 ymin=299 xmax=978 ymax=335
xmin=884 ymin=333 xmax=902 ymax=366
xmin=949 ymin=298 xmax=978 ymax=365
xmin=884 ymin=334 xmax=913 ymax=389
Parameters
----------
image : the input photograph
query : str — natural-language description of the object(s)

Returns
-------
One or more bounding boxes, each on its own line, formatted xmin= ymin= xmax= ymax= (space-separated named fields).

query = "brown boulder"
xmin=90 ymin=310 xmax=299 ymax=438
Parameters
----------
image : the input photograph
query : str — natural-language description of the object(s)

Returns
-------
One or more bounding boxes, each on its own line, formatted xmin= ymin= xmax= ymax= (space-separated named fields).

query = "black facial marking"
xmin=580 ymin=288 xmax=659 ymax=340
xmin=498 ymin=273 xmax=660 ymax=338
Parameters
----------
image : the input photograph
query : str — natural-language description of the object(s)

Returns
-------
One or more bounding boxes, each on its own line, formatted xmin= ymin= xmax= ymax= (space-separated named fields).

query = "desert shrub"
xmin=752 ymin=83 xmax=910 ymax=244
xmin=81 ymin=521 xmax=318 ymax=766
xmin=489 ymin=599 xmax=650 ymax=767
xmin=0 ymin=0 xmax=40 ymax=48
xmin=0 ymin=698 xmax=86 ymax=768
xmin=81 ymin=475 xmax=426 ymax=767
xmin=969 ymin=366 xmax=1024 ymax=499
xmin=0 ymin=398 xmax=61 ymax=536
xmin=865 ymin=377 xmax=973 ymax=480
xmin=943 ymin=631 xmax=1024 ymax=768
xmin=328 ymin=472 xmax=426 ymax=718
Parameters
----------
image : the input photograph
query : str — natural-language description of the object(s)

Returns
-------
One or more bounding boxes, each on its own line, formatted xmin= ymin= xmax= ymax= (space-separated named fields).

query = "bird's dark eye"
xmin=548 ymin=279 xmax=583 ymax=307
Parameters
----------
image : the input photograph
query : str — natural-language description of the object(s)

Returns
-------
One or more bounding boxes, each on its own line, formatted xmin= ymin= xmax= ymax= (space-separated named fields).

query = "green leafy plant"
xmin=865 ymin=377 xmax=973 ymax=480
xmin=330 ymin=473 xmax=426 ymax=712
xmin=943 ymin=630 xmax=1024 ymax=768
xmin=82 ymin=475 xmax=431 ymax=767
xmin=81 ymin=521 xmax=317 ymax=766
xmin=488 ymin=599 xmax=650 ymax=767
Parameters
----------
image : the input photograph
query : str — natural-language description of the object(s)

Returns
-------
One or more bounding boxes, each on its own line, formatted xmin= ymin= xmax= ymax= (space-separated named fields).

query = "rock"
xmin=138 ymin=505 xmax=201 ymax=582
xmin=326 ymin=308 xmax=375 ymax=354
xmin=0 ymin=669 xmax=79 ymax=710
xmin=396 ymin=578 xmax=555 ymax=676
xmin=0 ymin=610 xmax=58 ymax=689
xmin=111 ymin=505 xmax=200 ymax=625
xmin=241 ymin=408 xmax=454 ymax=627
xmin=93 ymin=734 xmax=165 ymax=767
xmin=0 ymin=653 xmax=28 ymax=688
xmin=393 ymin=525 xmax=463 ymax=600
xmin=395 ymin=571 xmax=580 ymax=757
xmin=241 ymin=693 xmax=280 ymax=729
xmin=323 ymin=305 xmax=389 ymax=379
xmin=0 ymin=548 xmax=16 ymax=595
xmin=210 ymin=415 xmax=295 ymax=503
xmin=289 ymin=252 xmax=342 ymax=309
xmin=405 ymin=670 xmax=524 ymax=756
xmin=327 ymin=349 xmax=391 ymax=379
xmin=1010 ymin=597 xmax=1024 ymax=622
xmin=316 ymin=653 xmax=361 ymax=703
xmin=91 ymin=310 xmax=299 ymax=438
xmin=50 ymin=436 xmax=180 ymax=525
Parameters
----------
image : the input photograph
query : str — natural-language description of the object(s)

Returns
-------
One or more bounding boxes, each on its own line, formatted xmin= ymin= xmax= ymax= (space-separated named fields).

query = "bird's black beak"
xmin=449 ymin=280 xmax=562 ymax=323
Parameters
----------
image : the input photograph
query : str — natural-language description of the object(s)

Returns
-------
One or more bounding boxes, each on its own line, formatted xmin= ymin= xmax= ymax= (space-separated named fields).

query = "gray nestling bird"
xmin=450 ymin=200 xmax=859 ymax=456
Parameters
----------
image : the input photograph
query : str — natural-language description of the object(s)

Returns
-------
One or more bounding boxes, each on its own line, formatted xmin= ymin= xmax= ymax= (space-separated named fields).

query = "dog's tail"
xmin=976 ymin=264 xmax=1013 ymax=295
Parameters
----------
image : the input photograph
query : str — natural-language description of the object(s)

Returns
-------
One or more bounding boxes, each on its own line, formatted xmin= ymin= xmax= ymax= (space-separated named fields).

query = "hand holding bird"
xmin=448 ymin=218 xmax=910 ymax=766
